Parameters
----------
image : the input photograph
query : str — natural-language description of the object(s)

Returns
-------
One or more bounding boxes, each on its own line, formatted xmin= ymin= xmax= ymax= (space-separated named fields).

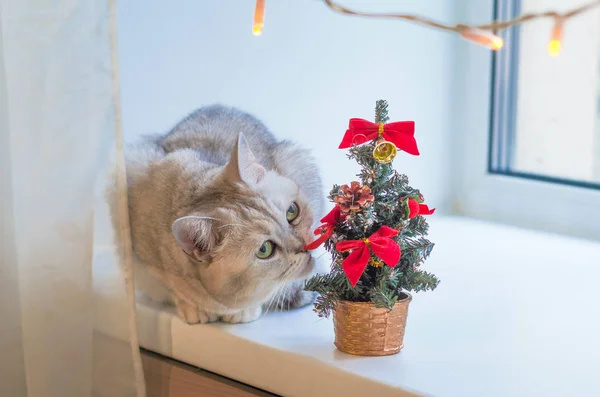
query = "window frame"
xmin=453 ymin=0 xmax=600 ymax=241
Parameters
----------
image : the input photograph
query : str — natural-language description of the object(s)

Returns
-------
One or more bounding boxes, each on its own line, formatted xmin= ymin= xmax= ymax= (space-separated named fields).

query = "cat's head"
xmin=171 ymin=134 xmax=316 ymax=309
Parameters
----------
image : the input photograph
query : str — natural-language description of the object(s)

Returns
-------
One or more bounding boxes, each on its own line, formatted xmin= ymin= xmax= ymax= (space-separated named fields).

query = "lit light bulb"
xmin=253 ymin=0 xmax=266 ymax=36
xmin=548 ymin=18 xmax=564 ymax=56
xmin=460 ymin=28 xmax=504 ymax=50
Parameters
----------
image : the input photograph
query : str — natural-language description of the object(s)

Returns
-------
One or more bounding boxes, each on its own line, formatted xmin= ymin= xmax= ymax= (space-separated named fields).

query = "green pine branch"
xmin=401 ymin=237 xmax=435 ymax=260
xmin=375 ymin=99 xmax=389 ymax=124
xmin=403 ymin=270 xmax=440 ymax=292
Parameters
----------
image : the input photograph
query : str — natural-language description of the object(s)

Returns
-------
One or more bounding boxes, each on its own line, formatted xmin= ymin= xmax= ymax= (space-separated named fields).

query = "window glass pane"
xmin=490 ymin=0 xmax=600 ymax=187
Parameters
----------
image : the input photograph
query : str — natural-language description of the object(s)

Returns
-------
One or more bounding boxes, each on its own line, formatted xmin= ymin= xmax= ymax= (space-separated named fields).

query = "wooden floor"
xmin=142 ymin=350 xmax=277 ymax=397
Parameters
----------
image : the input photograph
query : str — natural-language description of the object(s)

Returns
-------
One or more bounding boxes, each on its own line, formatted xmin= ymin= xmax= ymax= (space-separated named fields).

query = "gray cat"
xmin=114 ymin=105 xmax=323 ymax=324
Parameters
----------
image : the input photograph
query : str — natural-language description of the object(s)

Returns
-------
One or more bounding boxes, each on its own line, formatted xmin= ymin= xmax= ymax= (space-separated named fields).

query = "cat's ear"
xmin=225 ymin=133 xmax=266 ymax=186
xmin=171 ymin=216 xmax=219 ymax=265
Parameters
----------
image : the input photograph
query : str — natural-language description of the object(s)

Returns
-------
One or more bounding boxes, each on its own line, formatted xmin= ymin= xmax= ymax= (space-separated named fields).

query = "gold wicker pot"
xmin=332 ymin=293 xmax=412 ymax=356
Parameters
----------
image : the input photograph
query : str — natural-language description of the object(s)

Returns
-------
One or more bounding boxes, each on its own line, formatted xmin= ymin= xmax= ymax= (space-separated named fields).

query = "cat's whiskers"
xmin=282 ymin=255 xmax=308 ymax=282
xmin=265 ymin=288 xmax=280 ymax=314
xmin=272 ymin=284 xmax=286 ymax=313
xmin=277 ymin=284 xmax=288 ymax=312
xmin=279 ymin=261 xmax=295 ymax=281
xmin=315 ymin=251 xmax=327 ymax=260
xmin=264 ymin=284 xmax=284 ymax=315
xmin=217 ymin=223 xmax=243 ymax=229
xmin=271 ymin=289 xmax=283 ymax=313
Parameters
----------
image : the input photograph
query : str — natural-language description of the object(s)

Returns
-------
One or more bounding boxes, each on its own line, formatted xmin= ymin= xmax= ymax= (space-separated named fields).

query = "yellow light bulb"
xmin=460 ymin=28 xmax=504 ymax=51
xmin=548 ymin=39 xmax=561 ymax=56
xmin=548 ymin=18 xmax=564 ymax=56
xmin=253 ymin=0 xmax=265 ymax=36
xmin=491 ymin=36 xmax=504 ymax=51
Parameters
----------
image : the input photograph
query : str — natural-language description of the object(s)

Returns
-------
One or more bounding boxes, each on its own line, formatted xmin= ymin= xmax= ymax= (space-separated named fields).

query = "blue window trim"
xmin=488 ymin=0 xmax=520 ymax=174
xmin=487 ymin=0 xmax=600 ymax=190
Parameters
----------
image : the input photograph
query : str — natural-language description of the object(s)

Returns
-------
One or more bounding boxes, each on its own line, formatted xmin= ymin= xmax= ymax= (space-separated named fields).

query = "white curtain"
xmin=0 ymin=0 xmax=145 ymax=396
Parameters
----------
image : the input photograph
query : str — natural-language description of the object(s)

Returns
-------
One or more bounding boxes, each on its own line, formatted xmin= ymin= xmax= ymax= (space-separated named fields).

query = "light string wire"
xmin=251 ymin=0 xmax=600 ymax=53
xmin=321 ymin=0 xmax=600 ymax=34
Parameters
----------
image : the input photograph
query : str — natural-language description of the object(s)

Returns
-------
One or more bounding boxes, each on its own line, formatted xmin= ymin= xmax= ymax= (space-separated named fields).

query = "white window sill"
xmin=93 ymin=216 xmax=600 ymax=397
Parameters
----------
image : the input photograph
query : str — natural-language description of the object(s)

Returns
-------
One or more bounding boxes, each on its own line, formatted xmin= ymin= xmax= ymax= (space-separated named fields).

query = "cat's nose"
xmin=293 ymin=238 xmax=307 ymax=254
xmin=295 ymin=244 xmax=308 ymax=254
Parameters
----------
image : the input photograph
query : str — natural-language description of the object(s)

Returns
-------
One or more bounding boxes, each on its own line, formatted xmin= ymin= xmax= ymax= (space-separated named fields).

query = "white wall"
xmin=116 ymin=0 xmax=459 ymax=212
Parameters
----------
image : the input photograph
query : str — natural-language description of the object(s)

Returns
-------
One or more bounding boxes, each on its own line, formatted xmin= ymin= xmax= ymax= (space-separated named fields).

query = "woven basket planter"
xmin=332 ymin=293 xmax=412 ymax=356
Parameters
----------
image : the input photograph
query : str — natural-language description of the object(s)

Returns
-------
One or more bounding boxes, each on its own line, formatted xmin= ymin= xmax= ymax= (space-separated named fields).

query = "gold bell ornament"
xmin=372 ymin=122 xmax=396 ymax=164
xmin=373 ymin=139 xmax=397 ymax=164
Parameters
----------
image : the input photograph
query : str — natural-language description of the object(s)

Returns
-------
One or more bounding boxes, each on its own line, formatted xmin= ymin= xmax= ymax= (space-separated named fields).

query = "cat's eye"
xmin=256 ymin=240 xmax=275 ymax=259
xmin=286 ymin=202 xmax=300 ymax=222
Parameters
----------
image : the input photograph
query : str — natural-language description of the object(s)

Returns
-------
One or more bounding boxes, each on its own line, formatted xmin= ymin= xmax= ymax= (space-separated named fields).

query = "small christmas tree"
xmin=304 ymin=100 xmax=440 ymax=318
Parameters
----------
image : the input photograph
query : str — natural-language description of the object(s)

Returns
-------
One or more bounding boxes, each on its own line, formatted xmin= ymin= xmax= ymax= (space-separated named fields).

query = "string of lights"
xmin=251 ymin=0 xmax=600 ymax=56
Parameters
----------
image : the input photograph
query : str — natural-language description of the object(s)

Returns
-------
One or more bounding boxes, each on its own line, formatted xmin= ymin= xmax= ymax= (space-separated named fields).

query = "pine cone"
xmin=333 ymin=181 xmax=374 ymax=213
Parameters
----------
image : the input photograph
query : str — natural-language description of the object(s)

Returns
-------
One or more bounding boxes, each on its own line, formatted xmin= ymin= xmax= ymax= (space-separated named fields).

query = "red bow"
xmin=407 ymin=198 xmax=435 ymax=219
xmin=304 ymin=206 xmax=346 ymax=251
xmin=338 ymin=118 xmax=420 ymax=156
xmin=335 ymin=226 xmax=401 ymax=287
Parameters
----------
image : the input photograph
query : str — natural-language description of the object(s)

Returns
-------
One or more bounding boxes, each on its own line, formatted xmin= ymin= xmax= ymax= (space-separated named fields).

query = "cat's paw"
xmin=221 ymin=306 xmax=262 ymax=324
xmin=175 ymin=300 xmax=219 ymax=324
xmin=298 ymin=290 xmax=317 ymax=308
xmin=287 ymin=289 xmax=316 ymax=310
xmin=263 ymin=287 xmax=316 ymax=312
